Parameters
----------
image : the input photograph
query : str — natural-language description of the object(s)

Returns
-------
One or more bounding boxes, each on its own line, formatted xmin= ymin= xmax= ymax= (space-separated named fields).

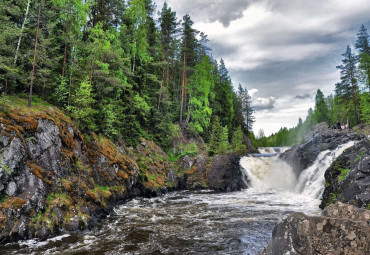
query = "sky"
xmin=154 ymin=0 xmax=370 ymax=136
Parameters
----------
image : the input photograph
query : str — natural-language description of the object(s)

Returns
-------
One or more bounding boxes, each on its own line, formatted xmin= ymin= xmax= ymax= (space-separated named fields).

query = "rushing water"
xmin=0 ymin=144 xmax=354 ymax=255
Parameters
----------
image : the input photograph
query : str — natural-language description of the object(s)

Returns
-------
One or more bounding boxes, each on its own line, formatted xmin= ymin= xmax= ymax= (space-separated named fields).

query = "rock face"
xmin=208 ymin=153 xmax=248 ymax=192
xmin=280 ymin=123 xmax=362 ymax=176
xmin=0 ymin=108 xmax=188 ymax=243
xmin=320 ymin=138 xmax=370 ymax=209
xmin=262 ymin=202 xmax=370 ymax=255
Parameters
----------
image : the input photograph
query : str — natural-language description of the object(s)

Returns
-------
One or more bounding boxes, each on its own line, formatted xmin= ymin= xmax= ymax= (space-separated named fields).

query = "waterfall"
xmin=240 ymin=141 xmax=356 ymax=198
xmin=240 ymin=149 xmax=297 ymax=191
xmin=295 ymin=141 xmax=356 ymax=199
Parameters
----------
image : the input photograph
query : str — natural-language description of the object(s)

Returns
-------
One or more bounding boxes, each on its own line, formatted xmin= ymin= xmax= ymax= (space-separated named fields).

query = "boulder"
xmin=208 ymin=153 xmax=248 ymax=192
xmin=262 ymin=202 xmax=370 ymax=255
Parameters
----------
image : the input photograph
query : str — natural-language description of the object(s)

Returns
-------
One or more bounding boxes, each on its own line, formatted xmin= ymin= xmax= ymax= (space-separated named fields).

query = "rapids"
xmin=0 ymin=143 xmax=354 ymax=255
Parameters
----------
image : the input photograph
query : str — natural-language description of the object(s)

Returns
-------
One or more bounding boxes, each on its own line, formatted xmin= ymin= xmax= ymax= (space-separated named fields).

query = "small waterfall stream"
xmin=0 ymin=143 xmax=355 ymax=255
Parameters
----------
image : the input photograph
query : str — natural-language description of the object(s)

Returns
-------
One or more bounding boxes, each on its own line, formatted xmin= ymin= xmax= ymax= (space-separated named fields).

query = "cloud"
xmin=156 ymin=0 xmax=256 ymax=27
xmin=249 ymin=89 xmax=277 ymax=111
xmin=154 ymin=0 xmax=370 ymax=135
xmin=295 ymin=93 xmax=312 ymax=100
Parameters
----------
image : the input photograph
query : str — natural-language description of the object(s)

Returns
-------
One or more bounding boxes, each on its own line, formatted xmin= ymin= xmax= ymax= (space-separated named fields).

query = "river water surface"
xmin=2 ymin=144 xmax=356 ymax=255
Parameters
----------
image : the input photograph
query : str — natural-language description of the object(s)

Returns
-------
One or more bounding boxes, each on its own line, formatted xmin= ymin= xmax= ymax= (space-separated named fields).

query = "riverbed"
xmin=1 ymin=188 xmax=320 ymax=255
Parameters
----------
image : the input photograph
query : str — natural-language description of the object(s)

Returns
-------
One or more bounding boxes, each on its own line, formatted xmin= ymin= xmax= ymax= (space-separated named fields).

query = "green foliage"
xmin=219 ymin=126 xmax=229 ymax=153
xmin=315 ymin=89 xmax=329 ymax=123
xmin=355 ymin=150 xmax=365 ymax=162
xmin=338 ymin=168 xmax=351 ymax=182
xmin=231 ymin=126 xmax=246 ymax=152
xmin=55 ymin=77 xmax=69 ymax=107
xmin=67 ymin=79 xmax=97 ymax=131
xmin=360 ymin=92 xmax=370 ymax=123
xmin=188 ymin=56 xmax=214 ymax=134
xmin=167 ymin=141 xmax=199 ymax=162
xmin=0 ymin=0 xmax=256 ymax=151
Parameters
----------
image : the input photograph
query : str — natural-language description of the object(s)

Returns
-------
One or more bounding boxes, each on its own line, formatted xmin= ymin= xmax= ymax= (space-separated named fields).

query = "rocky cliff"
xmin=280 ymin=123 xmax=362 ymax=176
xmin=0 ymin=99 xmax=248 ymax=243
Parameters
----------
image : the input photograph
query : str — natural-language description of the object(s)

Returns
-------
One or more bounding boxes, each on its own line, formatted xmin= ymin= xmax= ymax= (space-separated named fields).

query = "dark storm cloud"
xmin=295 ymin=93 xmax=312 ymax=100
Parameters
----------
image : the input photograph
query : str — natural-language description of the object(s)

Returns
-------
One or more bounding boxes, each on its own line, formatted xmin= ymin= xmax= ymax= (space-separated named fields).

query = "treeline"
xmin=255 ymin=25 xmax=370 ymax=147
xmin=0 ymin=0 xmax=255 ymax=151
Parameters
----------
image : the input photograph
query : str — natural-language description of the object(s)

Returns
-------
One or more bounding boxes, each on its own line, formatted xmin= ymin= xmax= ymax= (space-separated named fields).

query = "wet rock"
xmin=320 ymin=139 xmax=370 ymax=209
xmin=5 ymin=181 xmax=17 ymax=196
xmin=208 ymin=153 xmax=248 ymax=192
xmin=1 ymin=137 xmax=26 ymax=174
xmin=167 ymin=170 xmax=175 ymax=183
xmin=52 ymin=208 xmax=64 ymax=225
xmin=182 ymin=155 xmax=194 ymax=169
xmin=37 ymin=226 xmax=51 ymax=240
xmin=280 ymin=125 xmax=363 ymax=176
xmin=65 ymin=216 xmax=81 ymax=232
xmin=262 ymin=202 xmax=370 ymax=255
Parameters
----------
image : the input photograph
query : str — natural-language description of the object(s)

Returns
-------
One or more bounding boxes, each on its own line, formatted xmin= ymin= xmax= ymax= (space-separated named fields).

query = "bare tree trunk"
xmin=68 ymin=46 xmax=75 ymax=106
xmin=180 ymin=39 xmax=187 ymax=125
xmin=89 ymin=61 xmax=95 ymax=86
xmin=14 ymin=0 xmax=31 ymax=66
xmin=5 ymin=79 xmax=8 ymax=95
xmin=185 ymin=90 xmax=192 ymax=124
xmin=28 ymin=2 xmax=41 ymax=108
xmin=158 ymin=66 xmax=166 ymax=110
xmin=61 ymin=43 xmax=68 ymax=77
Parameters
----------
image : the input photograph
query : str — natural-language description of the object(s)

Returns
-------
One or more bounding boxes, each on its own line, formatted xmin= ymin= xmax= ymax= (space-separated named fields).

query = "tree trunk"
xmin=89 ymin=60 xmax=95 ymax=86
xmin=28 ymin=2 xmax=41 ymax=108
xmin=5 ymin=79 xmax=8 ymax=95
xmin=61 ymin=43 xmax=68 ymax=77
xmin=185 ymin=90 xmax=192 ymax=124
xmin=14 ymin=0 xmax=31 ymax=66
xmin=68 ymin=46 xmax=75 ymax=106
xmin=180 ymin=39 xmax=187 ymax=125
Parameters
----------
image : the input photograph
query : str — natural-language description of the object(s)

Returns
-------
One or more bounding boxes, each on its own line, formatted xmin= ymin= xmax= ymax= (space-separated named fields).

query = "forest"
xmin=0 ymin=0 xmax=255 ymax=153
xmin=255 ymin=25 xmax=370 ymax=147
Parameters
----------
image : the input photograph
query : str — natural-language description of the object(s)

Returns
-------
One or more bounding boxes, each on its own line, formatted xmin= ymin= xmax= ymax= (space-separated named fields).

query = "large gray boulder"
xmin=262 ymin=202 xmax=370 ymax=255
xmin=208 ymin=153 xmax=248 ymax=192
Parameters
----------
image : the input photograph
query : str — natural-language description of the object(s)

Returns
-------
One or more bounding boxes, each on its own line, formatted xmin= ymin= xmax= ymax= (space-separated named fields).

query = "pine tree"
xmin=179 ymin=14 xmax=198 ymax=125
xmin=336 ymin=46 xmax=361 ymax=125
xmin=231 ymin=126 xmax=246 ymax=152
xmin=209 ymin=116 xmax=222 ymax=155
xmin=238 ymin=85 xmax=255 ymax=134
xmin=314 ymin=89 xmax=329 ymax=123
xmin=355 ymin=25 xmax=370 ymax=91
xmin=187 ymin=56 xmax=214 ymax=134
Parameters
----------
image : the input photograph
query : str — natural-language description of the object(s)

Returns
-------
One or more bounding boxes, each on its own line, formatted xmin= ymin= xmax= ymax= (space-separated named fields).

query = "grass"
xmin=338 ymin=168 xmax=351 ymax=182
xmin=326 ymin=193 xmax=338 ymax=206
xmin=0 ymin=94 xmax=72 ymax=124
xmin=355 ymin=150 xmax=365 ymax=163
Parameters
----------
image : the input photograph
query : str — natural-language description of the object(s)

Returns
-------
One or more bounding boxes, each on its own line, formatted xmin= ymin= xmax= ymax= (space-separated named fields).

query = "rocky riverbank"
xmin=262 ymin=202 xmax=370 ymax=255
xmin=0 ymin=103 xmax=248 ymax=243
xmin=263 ymin=124 xmax=370 ymax=254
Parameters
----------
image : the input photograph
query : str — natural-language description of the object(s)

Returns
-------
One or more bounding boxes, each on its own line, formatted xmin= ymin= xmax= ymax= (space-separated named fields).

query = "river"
xmin=0 ymin=143 xmax=355 ymax=255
